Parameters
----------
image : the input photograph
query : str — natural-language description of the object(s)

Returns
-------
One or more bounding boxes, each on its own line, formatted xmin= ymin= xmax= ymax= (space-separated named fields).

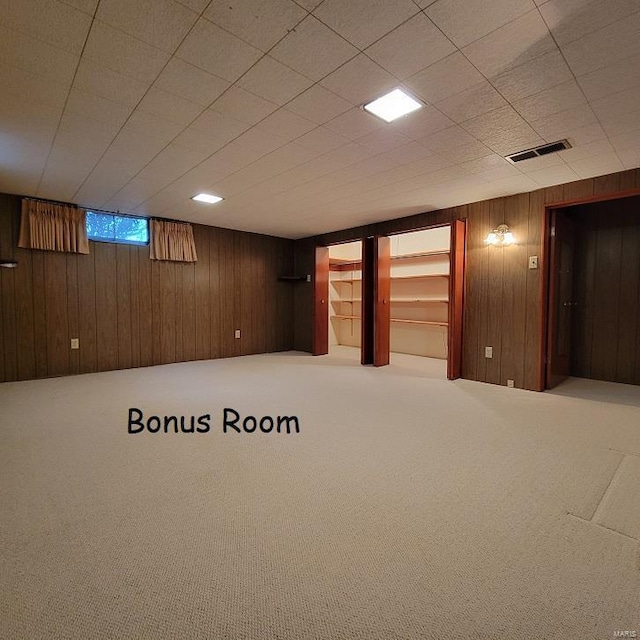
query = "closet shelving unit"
xmin=329 ymin=257 xmax=362 ymax=348
xmin=390 ymin=246 xmax=450 ymax=358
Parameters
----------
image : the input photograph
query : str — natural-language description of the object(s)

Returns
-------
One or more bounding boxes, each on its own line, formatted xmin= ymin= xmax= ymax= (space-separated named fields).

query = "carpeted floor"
xmin=1 ymin=348 xmax=639 ymax=639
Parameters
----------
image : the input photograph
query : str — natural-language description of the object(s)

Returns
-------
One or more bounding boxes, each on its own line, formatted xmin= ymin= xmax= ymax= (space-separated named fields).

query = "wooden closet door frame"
xmin=539 ymin=187 xmax=640 ymax=389
xmin=312 ymin=246 xmax=329 ymax=356
xmin=448 ymin=219 xmax=466 ymax=380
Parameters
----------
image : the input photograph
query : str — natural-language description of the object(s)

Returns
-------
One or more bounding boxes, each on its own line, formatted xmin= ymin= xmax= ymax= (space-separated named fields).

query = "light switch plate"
xmin=71 ymin=338 xmax=79 ymax=349
xmin=507 ymin=379 xmax=515 ymax=388
xmin=528 ymin=256 xmax=538 ymax=269
xmin=485 ymin=346 xmax=493 ymax=358
xmin=234 ymin=330 xmax=241 ymax=339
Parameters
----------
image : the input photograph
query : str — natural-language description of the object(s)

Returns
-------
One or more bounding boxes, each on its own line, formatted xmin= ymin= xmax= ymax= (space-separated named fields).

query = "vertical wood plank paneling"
xmin=130 ymin=247 xmax=140 ymax=369
xmin=150 ymin=258 xmax=162 ymax=365
xmin=193 ymin=224 xmax=211 ymax=360
xmin=1 ymin=191 xmax=293 ymax=383
xmin=77 ymin=251 xmax=97 ymax=374
xmin=0 ymin=202 xmax=17 ymax=381
xmin=209 ymin=228 xmax=221 ymax=360
xmin=182 ymin=259 xmax=196 ymax=363
xmin=523 ymin=190 xmax=545 ymax=390
xmin=31 ymin=251 xmax=48 ymax=379
xmin=160 ymin=261 xmax=176 ymax=364
xmin=94 ymin=242 xmax=118 ymax=372
xmin=475 ymin=200 xmax=491 ymax=382
xmin=116 ymin=245 xmax=132 ymax=370
xmin=461 ymin=210 xmax=478 ymax=381
xmin=485 ymin=198 xmax=505 ymax=385
xmin=137 ymin=248 xmax=153 ymax=367
xmin=66 ymin=253 xmax=80 ymax=375
xmin=499 ymin=193 xmax=528 ymax=387
xmin=616 ymin=199 xmax=639 ymax=383
xmin=14 ymin=246 xmax=36 ymax=380
xmin=44 ymin=251 xmax=69 ymax=377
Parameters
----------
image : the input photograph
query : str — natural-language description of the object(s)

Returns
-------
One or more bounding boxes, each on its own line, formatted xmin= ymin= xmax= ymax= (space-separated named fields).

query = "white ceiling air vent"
xmin=505 ymin=139 xmax=572 ymax=163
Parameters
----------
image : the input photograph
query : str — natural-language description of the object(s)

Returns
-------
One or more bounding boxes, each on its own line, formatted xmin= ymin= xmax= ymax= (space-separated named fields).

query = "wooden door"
xmin=313 ymin=246 xmax=329 ymax=356
xmin=546 ymin=209 xmax=576 ymax=388
xmin=448 ymin=220 xmax=466 ymax=379
xmin=361 ymin=236 xmax=390 ymax=366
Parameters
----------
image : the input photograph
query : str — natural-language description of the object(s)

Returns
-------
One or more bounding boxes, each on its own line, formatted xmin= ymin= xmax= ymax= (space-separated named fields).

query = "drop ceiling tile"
xmin=154 ymin=59 xmax=230 ymax=108
xmin=0 ymin=0 xmax=92 ymax=55
xmin=513 ymin=80 xmax=586 ymax=122
xmin=83 ymin=21 xmax=171 ymax=84
xmin=58 ymin=110 xmax=125 ymax=145
xmin=539 ymin=0 xmax=640 ymax=47
xmin=172 ymin=127 xmax=228 ymax=156
xmin=97 ymin=0 xmax=198 ymax=53
xmin=324 ymin=108 xmax=384 ymax=140
xmin=204 ymin=0 xmax=307 ymax=52
xmin=425 ymin=0 xmax=535 ymax=48
xmin=236 ymin=56 xmax=313 ymax=106
xmin=565 ymin=152 xmax=625 ymax=178
xmin=188 ymin=109 xmax=251 ymax=144
xmin=74 ymin=59 xmax=149 ymax=107
xmin=120 ymin=109 xmax=184 ymax=146
xmin=461 ymin=105 xmax=531 ymax=141
xmin=598 ymin=107 xmax=640 ymax=138
xmin=355 ymin=128 xmax=412 ymax=153
xmin=389 ymin=105 xmax=453 ymax=140
xmin=561 ymin=123 xmax=608 ymax=146
xmin=577 ymin=53 xmax=640 ymax=101
xmin=462 ymin=9 xmax=556 ymax=78
xmin=589 ymin=84 xmax=640 ymax=122
xmin=313 ymin=0 xmax=419 ymax=50
xmin=0 ymin=60 xmax=70 ymax=111
xmin=233 ymin=127 xmax=289 ymax=155
xmin=529 ymin=103 xmax=598 ymax=139
xmin=209 ymin=86 xmax=279 ymax=127
xmin=439 ymin=140 xmax=495 ymax=163
xmin=0 ymin=23 xmax=78 ymax=85
xmin=417 ymin=124 xmax=478 ymax=153
xmin=254 ymin=109 xmax=317 ymax=143
xmin=137 ymin=87 xmax=204 ymax=126
xmin=319 ymin=54 xmax=398 ymax=105
xmin=365 ymin=12 xmax=455 ymax=80
xmin=435 ymin=81 xmax=508 ymax=123
xmin=270 ymin=15 xmax=358 ymax=81
xmin=483 ymin=128 xmax=545 ymax=156
xmin=285 ymin=85 xmax=353 ymax=124
xmin=557 ymin=138 xmax=614 ymax=162
xmin=59 ymin=0 xmax=98 ymax=14
xmin=65 ymin=87 xmax=134 ymax=127
xmin=294 ymin=0 xmax=323 ymax=11
xmin=490 ymin=49 xmax=573 ymax=102
xmin=405 ymin=53 xmax=486 ymax=105
xmin=562 ymin=12 xmax=640 ymax=77
xmin=294 ymin=126 xmax=351 ymax=153
xmin=176 ymin=0 xmax=210 ymax=14
xmin=176 ymin=18 xmax=262 ymax=83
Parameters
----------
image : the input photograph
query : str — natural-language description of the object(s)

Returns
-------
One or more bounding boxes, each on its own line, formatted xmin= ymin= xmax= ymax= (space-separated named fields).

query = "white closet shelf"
xmin=390 ymin=319 xmax=448 ymax=326
xmin=391 ymin=249 xmax=449 ymax=261
xmin=332 ymin=314 xmax=361 ymax=320
xmin=391 ymin=273 xmax=449 ymax=280
xmin=331 ymin=278 xmax=362 ymax=283
xmin=391 ymin=298 xmax=448 ymax=303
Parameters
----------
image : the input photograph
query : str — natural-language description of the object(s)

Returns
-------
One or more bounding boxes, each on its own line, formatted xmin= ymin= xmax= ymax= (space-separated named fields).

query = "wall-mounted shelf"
xmin=390 ymin=319 xmax=448 ymax=326
xmin=391 ymin=298 xmax=448 ymax=303
xmin=392 ymin=273 xmax=449 ymax=280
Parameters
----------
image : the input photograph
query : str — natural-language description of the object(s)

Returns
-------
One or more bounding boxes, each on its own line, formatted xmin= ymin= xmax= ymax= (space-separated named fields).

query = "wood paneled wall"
xmin=0 ymin=193 xmax=294 ymax=383
xmin=569 ymin=195 xmax=640 ymax=385
xmin=294 ymin=169 xmax=640 ymax=390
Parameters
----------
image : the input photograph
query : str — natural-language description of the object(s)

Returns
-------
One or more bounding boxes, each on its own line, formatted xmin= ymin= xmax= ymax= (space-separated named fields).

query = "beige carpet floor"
xmin=1 ymin=347 xmax=639 ymax=639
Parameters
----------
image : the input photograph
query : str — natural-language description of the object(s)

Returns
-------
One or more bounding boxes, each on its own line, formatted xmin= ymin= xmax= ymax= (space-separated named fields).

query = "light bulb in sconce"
xmin=485 ymin=224 xmax=515 ymax=246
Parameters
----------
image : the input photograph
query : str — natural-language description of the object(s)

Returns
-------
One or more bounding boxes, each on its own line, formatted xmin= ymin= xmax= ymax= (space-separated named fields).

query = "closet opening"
xmin=387 ymin=226 xmax=451 ymax=376
xmin=543 ymin=193 xmax=640 ymax=390
xmin=328 ymin=240 xmax=363 ymax=361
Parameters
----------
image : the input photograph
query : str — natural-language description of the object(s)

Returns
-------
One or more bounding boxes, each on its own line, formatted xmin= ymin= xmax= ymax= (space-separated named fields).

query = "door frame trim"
xmin=539 ymin=188 xmax=640 ymax=390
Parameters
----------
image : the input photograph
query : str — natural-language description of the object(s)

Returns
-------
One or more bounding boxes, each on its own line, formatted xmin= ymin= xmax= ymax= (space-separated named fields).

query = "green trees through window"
xmin=86 ymin=211 xmax=149 ymax=245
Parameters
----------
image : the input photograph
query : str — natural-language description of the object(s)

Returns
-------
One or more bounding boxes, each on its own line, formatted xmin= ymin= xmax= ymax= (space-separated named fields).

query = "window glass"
xmin=86 ymin=211 xmax=149 ymax=245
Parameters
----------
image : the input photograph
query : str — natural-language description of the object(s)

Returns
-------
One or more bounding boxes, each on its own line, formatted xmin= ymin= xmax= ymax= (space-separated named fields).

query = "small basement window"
xmin=86 ymin=211 xmax=149 ymax=245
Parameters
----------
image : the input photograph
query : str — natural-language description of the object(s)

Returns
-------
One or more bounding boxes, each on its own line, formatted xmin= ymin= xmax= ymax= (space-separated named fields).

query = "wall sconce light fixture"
xmin=0 ymin=260 xmax=18 ymax=268
xmin=485 ymin=224 xmax=515 ymax=246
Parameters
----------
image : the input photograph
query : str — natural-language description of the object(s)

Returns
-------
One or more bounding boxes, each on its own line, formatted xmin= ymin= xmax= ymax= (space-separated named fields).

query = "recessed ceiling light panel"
xmin=363 ymin=88 xmax=423 ymax=123
xmin=192 ymin=193 xmax=223 ymax=204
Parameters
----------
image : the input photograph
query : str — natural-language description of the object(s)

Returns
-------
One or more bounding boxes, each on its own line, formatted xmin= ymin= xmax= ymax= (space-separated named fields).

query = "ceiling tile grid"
xmin=1 ymin=0 xmax=639 ymax=238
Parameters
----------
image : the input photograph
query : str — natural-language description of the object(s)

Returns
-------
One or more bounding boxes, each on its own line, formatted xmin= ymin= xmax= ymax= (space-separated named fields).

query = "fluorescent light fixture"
xmin=192 ymin=193 xmax=223 ymax=204
xmin=363 ymin=88 xmax=422 ymax=123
